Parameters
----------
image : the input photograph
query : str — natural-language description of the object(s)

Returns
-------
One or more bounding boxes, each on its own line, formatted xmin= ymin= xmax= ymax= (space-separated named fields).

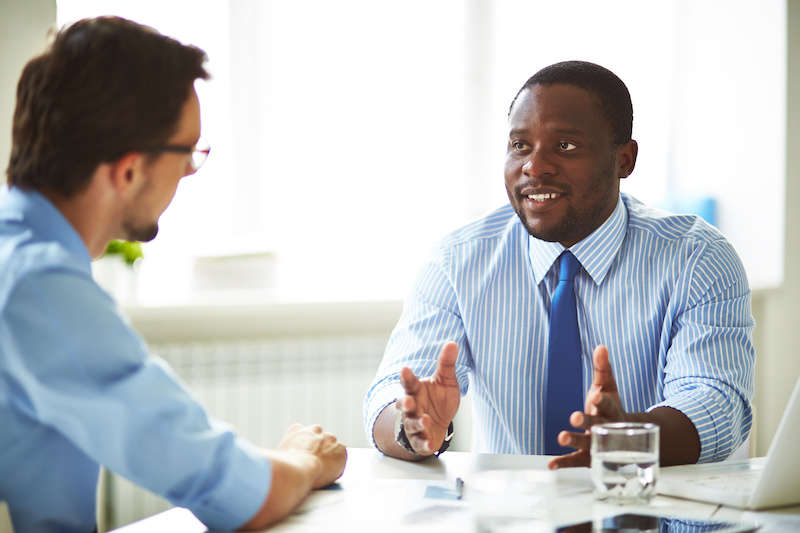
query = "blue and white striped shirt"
xmin=364 ymin=193 xmax=754 ymax=463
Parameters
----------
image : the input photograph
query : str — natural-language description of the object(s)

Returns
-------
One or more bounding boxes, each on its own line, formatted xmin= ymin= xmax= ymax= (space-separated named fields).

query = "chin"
xmin=124 ymin=223 xmax=159 ymax=243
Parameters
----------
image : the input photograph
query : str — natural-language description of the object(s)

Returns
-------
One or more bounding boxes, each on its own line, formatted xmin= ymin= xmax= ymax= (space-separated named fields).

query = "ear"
xmin=617 ymin=139 xmax=638 ymax=179
xmin=108 ymin=152 xmax=145 ymax=194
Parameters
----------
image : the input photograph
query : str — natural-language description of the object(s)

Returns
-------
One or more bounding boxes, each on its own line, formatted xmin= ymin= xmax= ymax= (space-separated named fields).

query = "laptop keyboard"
xmin=687 ymin=470 xmax=759 ymax=494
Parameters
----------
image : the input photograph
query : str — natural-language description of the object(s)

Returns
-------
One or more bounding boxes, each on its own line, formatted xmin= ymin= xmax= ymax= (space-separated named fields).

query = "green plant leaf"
xmin=102 ymin=240 xmax=144 ymax=266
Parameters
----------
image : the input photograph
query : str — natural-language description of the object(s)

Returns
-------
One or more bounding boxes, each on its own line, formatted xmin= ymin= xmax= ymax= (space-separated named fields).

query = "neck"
xmin=42 ymin=175 xmax=121 ymax=260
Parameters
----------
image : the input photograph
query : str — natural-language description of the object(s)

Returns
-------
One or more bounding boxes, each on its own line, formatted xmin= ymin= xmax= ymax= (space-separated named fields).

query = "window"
xmin=58 ymin=0 xmax=786 ymax=304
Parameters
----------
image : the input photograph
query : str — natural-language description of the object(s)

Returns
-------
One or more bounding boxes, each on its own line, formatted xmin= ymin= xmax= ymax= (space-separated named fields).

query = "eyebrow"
xmin=508 ymin=126 xmax=586 ymax=137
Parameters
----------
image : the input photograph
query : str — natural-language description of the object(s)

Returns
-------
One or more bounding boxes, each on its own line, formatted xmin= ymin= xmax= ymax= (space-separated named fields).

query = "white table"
xmin=112 ymin=448 xmax=800 ymax=532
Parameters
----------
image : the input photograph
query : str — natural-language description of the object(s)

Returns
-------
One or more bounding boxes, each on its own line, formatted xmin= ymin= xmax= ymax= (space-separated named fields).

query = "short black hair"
xmin=7 ymin=16 xmax=210 ymax=197
xmin=509 ymin=60 xmax=633 ymax=146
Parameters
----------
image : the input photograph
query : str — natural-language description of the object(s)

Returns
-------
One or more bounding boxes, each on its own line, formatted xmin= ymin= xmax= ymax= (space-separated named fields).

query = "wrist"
xmin=394 ymin=412 xmax=454 ymax=456
xmin=284 ymin=449 xmax=324 ymax=485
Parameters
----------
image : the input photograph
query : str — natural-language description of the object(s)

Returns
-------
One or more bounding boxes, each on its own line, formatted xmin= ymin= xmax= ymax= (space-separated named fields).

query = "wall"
xmin=1 ymin=0 xmax=797 ymax=486
xmin=0 ymin=0 xmax=56 ymax=182
xmin=753 ymin=1 xmax=800 ymax=456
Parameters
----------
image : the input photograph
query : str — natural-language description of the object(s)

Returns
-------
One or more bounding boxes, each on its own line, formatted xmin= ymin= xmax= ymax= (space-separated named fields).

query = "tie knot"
xmin=558 ymin=251 xmax=581 ymax=282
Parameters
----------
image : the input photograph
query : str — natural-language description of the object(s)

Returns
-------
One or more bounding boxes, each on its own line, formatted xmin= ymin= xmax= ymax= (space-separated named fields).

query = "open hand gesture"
xmin=548 ymin=345 xmax=629 ymax=469
xmin=394 ymin=341 xmax=461 ymax=455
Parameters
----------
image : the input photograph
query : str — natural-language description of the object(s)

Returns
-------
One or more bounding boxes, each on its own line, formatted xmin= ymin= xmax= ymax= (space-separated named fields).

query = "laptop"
xmin=658 ymin=375 xmax=800 ymax=510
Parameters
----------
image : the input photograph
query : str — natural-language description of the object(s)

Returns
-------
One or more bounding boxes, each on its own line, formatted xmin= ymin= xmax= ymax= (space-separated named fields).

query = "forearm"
xmin=238 ymin=450 xmax=322 ymax=530
xmin=633 ymin=406 xmax=700 ymax=466
xmin=373 ymin=404 xmax=427 ymax=462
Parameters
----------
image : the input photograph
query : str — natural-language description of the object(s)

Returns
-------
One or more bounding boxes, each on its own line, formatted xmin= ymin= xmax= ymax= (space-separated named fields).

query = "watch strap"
xmin=395 ymin=413 xmax=454 ymax=456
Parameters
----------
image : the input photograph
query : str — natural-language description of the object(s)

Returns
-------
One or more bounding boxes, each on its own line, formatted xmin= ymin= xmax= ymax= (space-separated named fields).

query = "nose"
xmin=522 ymin=147 xmax=557 ymax=178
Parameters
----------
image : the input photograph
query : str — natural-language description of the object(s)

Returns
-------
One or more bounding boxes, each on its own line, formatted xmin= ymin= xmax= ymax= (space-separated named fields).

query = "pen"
xmin=455 ymin=477 xmax=464 ymax=500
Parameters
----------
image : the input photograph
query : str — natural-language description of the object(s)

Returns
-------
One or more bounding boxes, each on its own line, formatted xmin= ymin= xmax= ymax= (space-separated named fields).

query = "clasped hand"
xmin=277 ymin=423 xmax=347 ymax=488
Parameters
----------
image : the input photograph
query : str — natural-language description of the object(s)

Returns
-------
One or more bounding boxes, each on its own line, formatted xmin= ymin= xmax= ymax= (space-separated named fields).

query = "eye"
xmin=511 ymin=140 xmax=530 ymax=151
xmin=559 ymin=141 xmax=577 ymax=151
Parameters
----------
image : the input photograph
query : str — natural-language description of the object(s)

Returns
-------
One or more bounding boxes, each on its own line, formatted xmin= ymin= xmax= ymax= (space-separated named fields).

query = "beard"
xmin=509 ymin=154 xmax=619 ymax=245
xmin=120 ymin=171 xmax=161 ymax=243
xmin=123 ymin=222 xmax=159 ymax=243
xmin=513 ymin=190 xmax=613 ymax=244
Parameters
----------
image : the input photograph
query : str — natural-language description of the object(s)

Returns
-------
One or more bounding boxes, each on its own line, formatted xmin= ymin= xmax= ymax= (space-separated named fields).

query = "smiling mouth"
xmin=526 ymin=192 xmax=563 ymax=202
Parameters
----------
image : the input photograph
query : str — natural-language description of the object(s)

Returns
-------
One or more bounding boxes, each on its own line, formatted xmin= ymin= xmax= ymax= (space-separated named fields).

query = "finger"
xmin=394 ymin=395 xmax=419 ymax=421
xmin=569 ymin=411 xmax=587 ymax=430
xmin=396 ymin=395 xmax=418 ymax=416
xmin=402 ymin=415 xmax=430 ymax=435
xmin=402 ymin=414 xmax=434 ymax=454
xmin=408 ymin=433 xmax=433 ymax=455
xmin=591 ymin=345 xmax=619 ymax=394
xmin=548 ymin=448 xmax=590 ymax=470
xmin=399 ymin=366 xmax=421 ymax=395
xmin=584 ymin=388 xmax=601 ymax=416
xmin=586 ymin=389 xmax=627 ymax=422
xmin=577 ymin=412 xmax=604 ymax=429
xmin=433 ymin=341 xmax=459 ymax=385
xmin=557 ymin=430 xmax=591 ymax=451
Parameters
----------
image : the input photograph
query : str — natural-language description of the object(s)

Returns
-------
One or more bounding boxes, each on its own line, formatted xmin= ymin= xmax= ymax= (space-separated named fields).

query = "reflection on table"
xmin=111 ymin=448 xmax=800 ymax=533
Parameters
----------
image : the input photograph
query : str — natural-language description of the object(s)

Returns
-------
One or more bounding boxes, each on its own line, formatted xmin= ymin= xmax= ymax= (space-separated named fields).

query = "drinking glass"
xmin=591 ymin=422 xmax=659 ymax=505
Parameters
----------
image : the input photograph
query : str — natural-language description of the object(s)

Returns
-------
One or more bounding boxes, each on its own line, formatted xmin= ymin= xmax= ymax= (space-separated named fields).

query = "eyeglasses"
xmin=140 ymin=138 xmax=211 ymax=173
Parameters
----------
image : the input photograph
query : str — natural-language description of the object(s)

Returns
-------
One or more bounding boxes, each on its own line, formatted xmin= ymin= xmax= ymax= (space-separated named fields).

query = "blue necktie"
xmin=544 ymin=251 xmax=584 ymax=455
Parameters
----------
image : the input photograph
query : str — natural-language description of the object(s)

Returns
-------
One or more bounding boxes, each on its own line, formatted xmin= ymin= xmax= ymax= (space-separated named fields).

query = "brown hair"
xmin=6 ymin=16 xmax=210 ymax=197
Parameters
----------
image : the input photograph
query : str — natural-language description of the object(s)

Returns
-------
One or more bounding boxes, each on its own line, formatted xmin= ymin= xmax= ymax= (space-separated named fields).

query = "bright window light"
xmin=58 ymin=0 xmax=786 ymax=304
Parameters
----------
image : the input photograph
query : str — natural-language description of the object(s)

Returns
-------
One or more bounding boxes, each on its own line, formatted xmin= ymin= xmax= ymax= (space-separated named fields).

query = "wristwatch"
xmin=395 ymin=414 xmax=454 ymax=456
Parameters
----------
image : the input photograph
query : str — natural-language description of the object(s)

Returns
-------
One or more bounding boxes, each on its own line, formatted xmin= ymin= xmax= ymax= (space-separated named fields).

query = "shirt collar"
xmin=527 ymin=194 xmax=628 ymax=285
xmin=1 ymin=186 xmax=93 ymax=271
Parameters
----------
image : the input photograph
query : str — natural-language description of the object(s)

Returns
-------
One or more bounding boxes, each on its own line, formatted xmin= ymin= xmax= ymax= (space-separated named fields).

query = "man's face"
xmin=504 ymin=83 xmax=636 ymax=247
xmin=123 ymin=88 xmax=202 ymax=242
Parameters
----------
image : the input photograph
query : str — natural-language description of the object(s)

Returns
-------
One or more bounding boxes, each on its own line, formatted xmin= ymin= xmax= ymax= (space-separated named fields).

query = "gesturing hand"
xmin=548 ymin=345 xmax=629 ymax=469
xmin=395 ymin=341 xmax=461 ymax=455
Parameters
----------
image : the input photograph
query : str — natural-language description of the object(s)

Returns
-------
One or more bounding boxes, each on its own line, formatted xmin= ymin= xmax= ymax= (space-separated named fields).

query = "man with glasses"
xmin=0 ymin=16 xmax=346 ymax=533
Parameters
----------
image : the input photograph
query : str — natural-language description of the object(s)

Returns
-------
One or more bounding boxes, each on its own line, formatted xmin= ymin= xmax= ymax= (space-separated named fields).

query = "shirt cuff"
xmin=364 ymin=379 xmax=404 ymax=449
xmin=649 ymin=389 xmax=733 ymax=463
xmin=189 ymin=436 xmax=272 ymax=530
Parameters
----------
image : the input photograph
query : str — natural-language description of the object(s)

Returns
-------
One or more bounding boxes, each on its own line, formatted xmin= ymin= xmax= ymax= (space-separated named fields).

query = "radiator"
xmin=102 ymin=333 xmax=389 ymax=530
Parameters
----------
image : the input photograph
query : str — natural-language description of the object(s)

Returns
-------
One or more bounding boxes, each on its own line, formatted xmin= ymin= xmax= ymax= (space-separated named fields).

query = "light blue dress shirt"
xmin=364 ymin=193 xmax=755 ymax=462
xmin=0 ymin=187 xmax=271 ymax=533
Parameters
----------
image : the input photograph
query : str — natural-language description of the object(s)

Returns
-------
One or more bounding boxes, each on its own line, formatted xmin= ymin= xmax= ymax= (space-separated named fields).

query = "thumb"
xmin=433 ymin=341 xmax=459 ymax=385
xmin=591 ymin=345 xmax=618 ymax=394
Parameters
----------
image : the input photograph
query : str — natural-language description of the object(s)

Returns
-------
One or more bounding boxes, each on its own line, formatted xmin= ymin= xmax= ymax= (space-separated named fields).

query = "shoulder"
xmin=437 ymin=204 xmax=524 ymax=251
xmin=411 ymin=205 xmax=525 ymax=286
xmin=621 ymin=194 xmax=747 ymax=280
xmin=623 ymin=193 xmax=728 ymax=247
xmin=0 ymin=225 xmax=91 ymax=308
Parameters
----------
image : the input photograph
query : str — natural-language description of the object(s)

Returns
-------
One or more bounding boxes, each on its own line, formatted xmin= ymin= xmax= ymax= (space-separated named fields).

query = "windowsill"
xmin=121 ymin=284 xmax=777 ymax=344
xmin=123 ymin=294 xmax=404 ymax=343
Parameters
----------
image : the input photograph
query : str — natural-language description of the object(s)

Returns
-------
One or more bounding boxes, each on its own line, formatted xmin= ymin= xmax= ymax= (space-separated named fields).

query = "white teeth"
xmin=527 ymin=193 xmax=558 ymax=201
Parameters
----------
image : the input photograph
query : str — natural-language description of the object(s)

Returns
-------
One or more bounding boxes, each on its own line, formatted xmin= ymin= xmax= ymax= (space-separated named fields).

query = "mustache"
xmin=513 ymin=181 xmax=573 ymax=197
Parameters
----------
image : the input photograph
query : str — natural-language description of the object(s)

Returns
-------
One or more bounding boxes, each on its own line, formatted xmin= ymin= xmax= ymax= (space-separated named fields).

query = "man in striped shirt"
xmin=364 ymin=61 xmax=754 ymax=468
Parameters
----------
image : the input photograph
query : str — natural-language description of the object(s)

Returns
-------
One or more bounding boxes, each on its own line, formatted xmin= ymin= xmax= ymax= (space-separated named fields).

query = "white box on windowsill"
xmin=190 ymin=251 xmax=276 ymax=291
